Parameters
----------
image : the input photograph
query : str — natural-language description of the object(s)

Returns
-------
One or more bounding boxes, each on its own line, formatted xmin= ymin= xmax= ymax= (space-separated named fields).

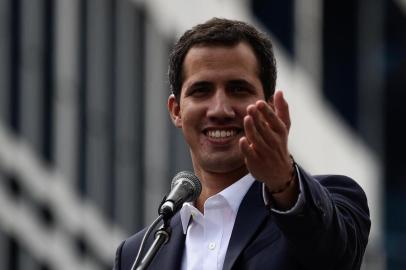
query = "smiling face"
xmin=168 ymin=42 xmax=269 ymax=180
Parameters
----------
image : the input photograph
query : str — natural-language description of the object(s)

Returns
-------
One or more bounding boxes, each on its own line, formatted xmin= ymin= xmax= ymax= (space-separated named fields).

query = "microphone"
xmin=132 ymin=172 xmax=201 ymax=269
xmin=159 ymin=171 xmax=201 ymax=220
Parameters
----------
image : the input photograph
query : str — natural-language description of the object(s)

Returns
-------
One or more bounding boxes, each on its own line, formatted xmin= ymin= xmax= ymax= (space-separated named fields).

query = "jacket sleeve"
xmin=272 ymin=164 xmax=371 ymax=270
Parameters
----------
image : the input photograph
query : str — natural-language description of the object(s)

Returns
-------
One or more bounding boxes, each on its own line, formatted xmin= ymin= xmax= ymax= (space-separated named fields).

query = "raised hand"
xmin=239 ymin=91 xmax=297 ymax=207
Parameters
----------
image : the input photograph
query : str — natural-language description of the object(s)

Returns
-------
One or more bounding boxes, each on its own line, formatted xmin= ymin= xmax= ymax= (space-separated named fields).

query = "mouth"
xmin=203 ymin=127 xmax=243 ymax=141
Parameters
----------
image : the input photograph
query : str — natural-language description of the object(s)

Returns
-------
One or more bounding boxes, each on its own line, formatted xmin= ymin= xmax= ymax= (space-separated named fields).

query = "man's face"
xmin=168 ymin=42 xmax=269 ymax=177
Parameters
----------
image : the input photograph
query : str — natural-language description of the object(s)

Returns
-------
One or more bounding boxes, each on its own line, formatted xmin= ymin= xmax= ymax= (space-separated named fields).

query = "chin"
xmin=199 ymin=156 xmax=246 ymax=174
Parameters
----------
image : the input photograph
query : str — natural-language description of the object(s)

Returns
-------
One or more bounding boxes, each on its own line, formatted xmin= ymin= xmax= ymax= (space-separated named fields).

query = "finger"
xmin=243 ymin=114 xmax=268 ymax=155
xmin=239 ymin=137 xmax=259 ymax=160
xmin=274 ymin=91 xmax=291 ymax=131
xmin=256 ymin=100 xmax=287 ymax=134
xmin=247 ymin=103 xmax=278 ymax=143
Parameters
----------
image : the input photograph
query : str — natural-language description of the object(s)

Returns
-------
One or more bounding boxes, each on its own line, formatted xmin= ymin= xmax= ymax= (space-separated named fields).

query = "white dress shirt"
xmin=180 ymin=174 xmax=255 ymax=270
xmin=179 ymin=166 xmax=303 ymax=270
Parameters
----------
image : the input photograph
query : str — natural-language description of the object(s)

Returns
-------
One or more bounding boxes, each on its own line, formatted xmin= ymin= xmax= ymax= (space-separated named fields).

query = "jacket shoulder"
xmin=114 ymin=229 xmax=146 ymax=270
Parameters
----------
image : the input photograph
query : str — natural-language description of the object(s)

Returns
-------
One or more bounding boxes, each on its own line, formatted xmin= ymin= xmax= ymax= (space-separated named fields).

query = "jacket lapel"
xmin=148 ymin=214 xmax=186 ymax=270
xmin=222 ymin=181 xmax=269 ymax=270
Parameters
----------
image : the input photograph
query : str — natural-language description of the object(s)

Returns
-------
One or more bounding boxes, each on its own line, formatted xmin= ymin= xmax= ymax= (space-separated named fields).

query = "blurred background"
xmin=0 ymin=0 xmax=404 ymax=269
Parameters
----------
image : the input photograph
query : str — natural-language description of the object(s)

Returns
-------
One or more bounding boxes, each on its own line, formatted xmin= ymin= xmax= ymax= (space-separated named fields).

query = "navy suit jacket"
xmin=114 ymin=166 xmax=370 ymax=270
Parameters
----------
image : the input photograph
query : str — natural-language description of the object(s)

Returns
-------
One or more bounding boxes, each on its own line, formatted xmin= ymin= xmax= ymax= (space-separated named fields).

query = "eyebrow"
xmin=189 ymin=79 xmax=253 ymax=87
xmin=185 ymin=79 xmax=256 ymax=94
xmin=227 ymin=79 xmax=255 ymax=89
xmin=183 ymin=81 xmax=213 ymax=96
xmin=189 ymin=81 xmax=212 ymax=88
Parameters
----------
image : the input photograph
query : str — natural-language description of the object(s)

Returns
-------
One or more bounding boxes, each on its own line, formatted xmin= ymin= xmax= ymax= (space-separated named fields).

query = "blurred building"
xmin=0 ymin=0 xmax=404 ymax=269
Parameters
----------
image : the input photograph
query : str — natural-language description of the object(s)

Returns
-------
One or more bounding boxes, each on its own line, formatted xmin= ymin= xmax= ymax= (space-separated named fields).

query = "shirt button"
xmin=208 ymin=242 xmax=216 ymax=250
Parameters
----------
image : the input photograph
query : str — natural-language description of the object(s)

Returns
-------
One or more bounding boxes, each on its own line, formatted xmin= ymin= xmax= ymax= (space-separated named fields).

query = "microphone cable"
xmin=130 ymin=214 xmax=164 ymax=270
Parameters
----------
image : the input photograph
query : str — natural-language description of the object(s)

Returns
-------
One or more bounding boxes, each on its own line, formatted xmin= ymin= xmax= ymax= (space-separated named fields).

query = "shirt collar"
xmin=179 ymin=174 xmax=255 ymax=234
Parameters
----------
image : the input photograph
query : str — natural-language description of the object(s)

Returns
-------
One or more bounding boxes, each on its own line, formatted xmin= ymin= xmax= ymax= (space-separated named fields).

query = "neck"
xmin=194 ymin=166 xmax=248 ymax=212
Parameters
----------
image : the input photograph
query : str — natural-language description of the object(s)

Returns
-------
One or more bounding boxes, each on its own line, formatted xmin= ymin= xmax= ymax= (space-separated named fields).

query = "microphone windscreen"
xmin=171 ymin=171 xmax=201 ymax=202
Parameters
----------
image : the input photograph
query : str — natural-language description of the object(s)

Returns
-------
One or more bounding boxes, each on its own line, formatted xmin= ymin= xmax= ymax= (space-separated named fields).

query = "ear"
xmin=168 ymin=94 xmax=182 ymax=128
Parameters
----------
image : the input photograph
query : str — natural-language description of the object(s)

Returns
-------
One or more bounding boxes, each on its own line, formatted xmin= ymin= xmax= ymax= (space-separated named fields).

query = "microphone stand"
xmin=135 ymin=219 xmax=172 ymax=270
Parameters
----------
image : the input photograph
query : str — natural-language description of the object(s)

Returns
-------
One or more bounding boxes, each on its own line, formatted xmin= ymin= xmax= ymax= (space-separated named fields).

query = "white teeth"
xmin=207 ymin=130 xmax=236 ymax=139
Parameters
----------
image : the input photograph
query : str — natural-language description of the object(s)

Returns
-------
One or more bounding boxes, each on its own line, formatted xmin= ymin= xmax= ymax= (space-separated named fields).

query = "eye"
xmin=185 ymin=82 xmax=212 ymax=98
xmin=194 ymin=87 xmax=209 ymax=94
xmin=231 ymin=85 xmax=249 ymax=93
xmin=227 ymin=81 xmax=255 ymax=95
xmin=186 ymin=87 xmax=207 ymax=98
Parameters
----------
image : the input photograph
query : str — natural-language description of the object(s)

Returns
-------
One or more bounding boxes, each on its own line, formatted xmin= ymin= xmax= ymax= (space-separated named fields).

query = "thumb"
xmin=274 ymin=91 xmax=291 ymax=131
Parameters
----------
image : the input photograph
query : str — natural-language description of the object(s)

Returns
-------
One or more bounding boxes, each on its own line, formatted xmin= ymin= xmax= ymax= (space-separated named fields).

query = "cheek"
xmin=181 ymin=102 xmax=205 ymax=118
xmin=235 ymin=103 xmax=250 ymax=117
xmin=179 ymin=107 xmax=200 ymax=130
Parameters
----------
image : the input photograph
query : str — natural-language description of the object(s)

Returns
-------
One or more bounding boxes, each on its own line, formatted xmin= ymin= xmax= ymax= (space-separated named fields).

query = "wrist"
xmin=269 ymin=156 xmax=299 ymax=210
xmin=269 ymin=155 xmax=296 ymax=195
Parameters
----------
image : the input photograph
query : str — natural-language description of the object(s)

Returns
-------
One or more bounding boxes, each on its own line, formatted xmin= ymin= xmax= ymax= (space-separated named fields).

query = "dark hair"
xmin=168 ymin=18 xmax=277 ymax=101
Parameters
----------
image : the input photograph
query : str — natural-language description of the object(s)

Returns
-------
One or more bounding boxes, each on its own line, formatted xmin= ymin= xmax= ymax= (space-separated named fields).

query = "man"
xmin=114 ymin=18 xmax=370 ymax=270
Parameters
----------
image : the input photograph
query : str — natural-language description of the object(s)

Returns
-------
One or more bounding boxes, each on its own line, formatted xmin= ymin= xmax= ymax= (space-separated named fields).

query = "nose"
xmin=206 ymin=89 xmax=235 ymax=121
